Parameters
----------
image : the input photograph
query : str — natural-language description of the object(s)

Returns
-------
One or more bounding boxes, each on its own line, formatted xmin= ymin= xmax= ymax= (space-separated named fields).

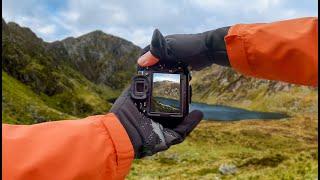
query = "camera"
xmin=131 ymin=62 xmax=191 ymax=127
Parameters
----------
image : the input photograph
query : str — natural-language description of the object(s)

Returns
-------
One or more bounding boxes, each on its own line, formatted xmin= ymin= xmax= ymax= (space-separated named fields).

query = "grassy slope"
xmin=2 ymin=71 xmax=74 ymax=124
xmin=2 ymin=70 xmax=120 ymax=124
xmin=128 ymin=115 xmax=318 ymax=179
xmin=37 ymin=66 xmax=120 ymax=117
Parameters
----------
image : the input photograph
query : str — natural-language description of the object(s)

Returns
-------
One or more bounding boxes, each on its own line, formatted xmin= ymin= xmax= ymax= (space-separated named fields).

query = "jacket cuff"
xmin=224 ymin=25 xmax=255 ymax=76
xmin=100 ymin=113 xmax=134 ymax=179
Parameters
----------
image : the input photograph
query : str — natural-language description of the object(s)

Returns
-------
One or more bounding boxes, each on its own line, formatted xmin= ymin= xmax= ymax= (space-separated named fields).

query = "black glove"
xmin=110 ymin=87 xmax=203 ymax=158
xmin=142 ymin=27 xmax=230 ymax=70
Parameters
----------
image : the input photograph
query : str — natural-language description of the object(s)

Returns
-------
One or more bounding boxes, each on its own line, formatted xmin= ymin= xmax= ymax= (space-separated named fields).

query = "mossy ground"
xmin=128 ymin=115 xmax=317 ymax=179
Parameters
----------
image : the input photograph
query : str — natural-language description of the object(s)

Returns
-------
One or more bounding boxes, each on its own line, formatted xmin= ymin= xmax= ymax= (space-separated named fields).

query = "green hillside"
xmin=2 ymin=71 xmax=73 ymax=124
xmin=2 ymin=18 xmax=138 ymax=123
xmin=2 ymin=64 xmax=119 ymax=123
xmin=191 ymin=65 xmax=318 ymax=116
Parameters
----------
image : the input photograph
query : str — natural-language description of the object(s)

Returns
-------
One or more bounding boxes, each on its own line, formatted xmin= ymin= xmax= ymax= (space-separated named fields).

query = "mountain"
xmin=2 ymin=18 xmax=141 ymax=124
xmin=2 ymin=18 xmax=317 ymax=124
xmin=46 ymin=30 xmax=140 ymax=89
xmin=191 ymin=65 xmax=318 ymax=116
xmin=153 ymin=80 xmax=180 ymax=100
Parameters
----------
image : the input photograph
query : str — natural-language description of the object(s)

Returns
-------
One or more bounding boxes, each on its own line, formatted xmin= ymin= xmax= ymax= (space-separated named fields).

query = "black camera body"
xmin=131 ymin=63 xmax=191 ymax=127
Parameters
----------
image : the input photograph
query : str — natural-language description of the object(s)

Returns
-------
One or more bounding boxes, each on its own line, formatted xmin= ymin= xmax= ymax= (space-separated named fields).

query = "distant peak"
xmin=91 ymin=30 xmax=105 ymax=34
xmin=77 ymin=30 xmax=131 ymax=43
xmin=83 ymin=30 xmax=107 ymax=37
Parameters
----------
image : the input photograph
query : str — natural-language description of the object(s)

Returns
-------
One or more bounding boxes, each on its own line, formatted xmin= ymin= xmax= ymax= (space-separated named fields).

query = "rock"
xmin=218 ymin=164 xmax=237 ymax=175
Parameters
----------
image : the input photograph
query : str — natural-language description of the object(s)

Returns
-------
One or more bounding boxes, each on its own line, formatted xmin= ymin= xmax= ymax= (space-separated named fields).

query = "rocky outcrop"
xmin=46 ymin=30 xmax=141 ymax=89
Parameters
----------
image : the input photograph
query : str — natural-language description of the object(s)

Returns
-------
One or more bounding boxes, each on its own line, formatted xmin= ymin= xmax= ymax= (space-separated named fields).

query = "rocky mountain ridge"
xmin=46 ymin=30 xmax=140 ymax=89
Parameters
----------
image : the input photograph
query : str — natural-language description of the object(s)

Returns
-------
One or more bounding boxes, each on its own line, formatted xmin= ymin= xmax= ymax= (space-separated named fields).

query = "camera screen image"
xmin=150 ymin=73 xmax=181 ymax=113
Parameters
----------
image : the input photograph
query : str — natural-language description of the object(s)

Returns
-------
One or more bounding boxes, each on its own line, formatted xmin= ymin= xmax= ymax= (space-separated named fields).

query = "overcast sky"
xmin=153 ymin=73 xmax=180 ymax=83
xmin=2 ymin=0 xmax=318 ymax=47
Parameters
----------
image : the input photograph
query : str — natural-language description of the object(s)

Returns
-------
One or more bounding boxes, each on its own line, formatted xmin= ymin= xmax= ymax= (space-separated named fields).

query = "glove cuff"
xmin=110 ymin=92 xmax=145 ymax=158
xmin=112 ymin=111 xmax=144 ymax=158
xmin=205 ymin=26 xmax=231 ymax=67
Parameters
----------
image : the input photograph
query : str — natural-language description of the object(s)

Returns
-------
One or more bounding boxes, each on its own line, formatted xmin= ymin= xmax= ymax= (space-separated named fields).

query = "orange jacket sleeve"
xmin=225 ymin=17 xmax=318 ymax=86
xmin=2 ymin=113 xmax=134 ymax=180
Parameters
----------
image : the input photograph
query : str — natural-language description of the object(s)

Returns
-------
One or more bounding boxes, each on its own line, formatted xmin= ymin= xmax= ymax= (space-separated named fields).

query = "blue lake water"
xmin=155 ymin=97 xmax=289 ymax=121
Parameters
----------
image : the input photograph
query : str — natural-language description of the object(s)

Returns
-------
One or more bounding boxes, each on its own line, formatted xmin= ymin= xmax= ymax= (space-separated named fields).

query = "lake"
xmin=155 ymin=97 xmax=289 ymax=121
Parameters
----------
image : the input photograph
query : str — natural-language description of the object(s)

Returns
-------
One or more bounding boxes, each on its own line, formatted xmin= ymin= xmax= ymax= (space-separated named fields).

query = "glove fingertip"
xmin=151 ymin=29 xmax=166 ymax=58
xmin=152 ymin=29 xmax=162 ymax=39
xmin=188 ymin=110 xmax=204 ymax=122
xmin=172 ymin=110 xmax=203 ymax=137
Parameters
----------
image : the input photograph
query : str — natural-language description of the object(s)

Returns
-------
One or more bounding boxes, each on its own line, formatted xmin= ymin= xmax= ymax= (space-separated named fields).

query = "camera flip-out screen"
xmin=150 ymin=73 xmax=181 ymax=114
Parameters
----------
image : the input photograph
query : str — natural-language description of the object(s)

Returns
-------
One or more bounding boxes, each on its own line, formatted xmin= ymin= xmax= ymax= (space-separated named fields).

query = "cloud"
xmin=37 ymin=24 xmax=56 ymax=35
xmin=153 ymin=73 xmax=180 ymax=83
xmin=105 ymin=27 xmax=154 ymax=47
xmin=190 ymin=0 xmax=282 ymax=13
xmin=2 ymin=0 xmax=318 ymax=47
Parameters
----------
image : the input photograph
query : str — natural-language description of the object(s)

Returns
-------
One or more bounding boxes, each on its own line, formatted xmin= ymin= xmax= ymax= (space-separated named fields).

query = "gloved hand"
xmin=110 ymin=87 xmax=203 ymax=158
xmin=138 ymin=27 xmax=230 ymax=70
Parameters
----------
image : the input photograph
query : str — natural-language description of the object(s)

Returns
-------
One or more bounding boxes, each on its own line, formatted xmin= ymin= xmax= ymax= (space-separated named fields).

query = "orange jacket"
xmin=2 ymin=17 xmax=318 ymax=180
xmin=225 ymin=17 xmax=318 ymax=86
xmin=2 ymin=114 xmax=134 ymax=180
